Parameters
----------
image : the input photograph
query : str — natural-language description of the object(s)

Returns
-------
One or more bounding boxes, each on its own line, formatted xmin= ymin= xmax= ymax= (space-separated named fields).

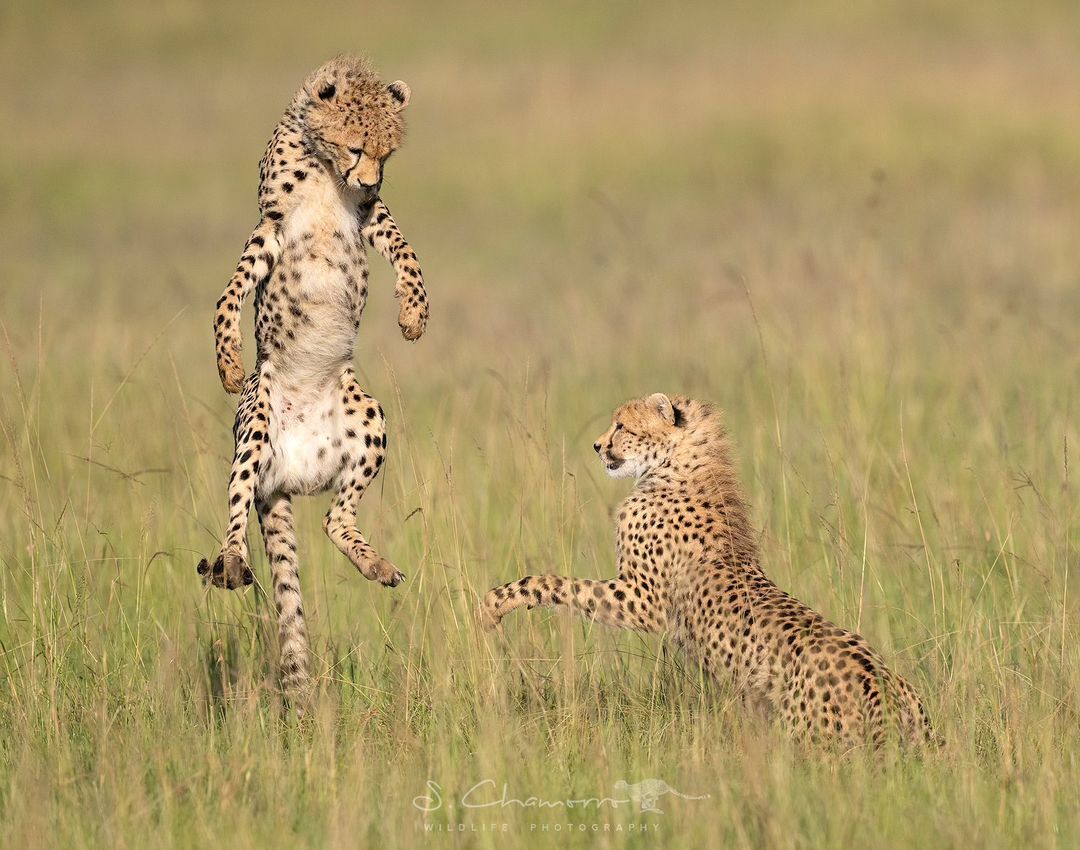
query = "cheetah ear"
xmin=387 ymin=80 xmax=411 ymax=112
xmin=648 ymin=393 xmax=675 ymax=425
xmin=313 ymin=75 xmax=337 ymax=102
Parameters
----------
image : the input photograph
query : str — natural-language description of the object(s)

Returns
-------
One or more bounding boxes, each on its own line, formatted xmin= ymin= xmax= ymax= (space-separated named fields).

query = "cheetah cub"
xmin=197 ymin=56 xmax=428 ymax=698
xmin=482 ymin=394 xmax=939 ymax=750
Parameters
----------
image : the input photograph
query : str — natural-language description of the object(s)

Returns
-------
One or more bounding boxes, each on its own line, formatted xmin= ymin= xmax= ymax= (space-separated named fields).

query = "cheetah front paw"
xmin=217 ymin=346 xmax=246 ymax=394
xmin=478 ymin=591 xmax=504 ymax=632
xmin=396 ymin=289 xmax=428 ymax=341
xmin=197 ymin=548 xmax=254 ymax=590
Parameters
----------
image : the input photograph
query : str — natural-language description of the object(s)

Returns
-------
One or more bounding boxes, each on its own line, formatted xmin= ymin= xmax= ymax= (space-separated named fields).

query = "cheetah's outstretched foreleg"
xmin=480 ymin=575 xmax=664 ymax=633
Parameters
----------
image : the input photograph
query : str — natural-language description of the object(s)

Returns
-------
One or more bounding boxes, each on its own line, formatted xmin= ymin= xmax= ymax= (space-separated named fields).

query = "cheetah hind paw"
xmin=197 ymin=549 xmax=254 ymax=590
xmin=350 ymin=550 xmax=406 ymax=588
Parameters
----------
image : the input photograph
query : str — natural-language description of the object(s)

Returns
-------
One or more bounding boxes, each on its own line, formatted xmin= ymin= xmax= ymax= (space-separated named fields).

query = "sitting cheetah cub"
xmin=482 ymin=394 xmax=939 ymax=749
xmin=197 ymin=56 xmax=428 ymax=698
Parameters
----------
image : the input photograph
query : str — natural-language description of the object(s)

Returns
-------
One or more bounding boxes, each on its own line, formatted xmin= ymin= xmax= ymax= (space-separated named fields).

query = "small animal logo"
xmin=613 ymin=778 xmax=710 ymax=814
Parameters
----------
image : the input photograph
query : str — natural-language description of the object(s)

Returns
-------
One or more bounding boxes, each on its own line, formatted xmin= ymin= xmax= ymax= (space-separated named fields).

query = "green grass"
xmin=1 ymin=1 xmax=1079 ymax=847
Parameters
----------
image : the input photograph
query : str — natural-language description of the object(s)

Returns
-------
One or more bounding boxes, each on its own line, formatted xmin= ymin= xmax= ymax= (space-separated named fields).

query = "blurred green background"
xmin=1 ymin=1 xmax=1078 ymax=848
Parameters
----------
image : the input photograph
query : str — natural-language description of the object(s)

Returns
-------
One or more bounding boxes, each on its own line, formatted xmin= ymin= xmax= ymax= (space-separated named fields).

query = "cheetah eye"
xmin=318 ymin=83 xmax=336 ymax=101
xmin=614 ymin=423 xmax=624 ymax=432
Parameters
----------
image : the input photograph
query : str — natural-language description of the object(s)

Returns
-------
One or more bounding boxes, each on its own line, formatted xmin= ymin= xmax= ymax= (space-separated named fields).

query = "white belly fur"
xmin=259 ymin=376 xmax=348 ymax=498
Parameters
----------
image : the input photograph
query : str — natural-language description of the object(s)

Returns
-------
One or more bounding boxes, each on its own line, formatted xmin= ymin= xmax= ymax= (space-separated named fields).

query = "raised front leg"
xmin=361 ymin=199 xmax=428 ymax=341
xmin=256 ymin=493 xmax=311 ymax=703
xmin=322 ymin=371 xmax=404 ymax=587
xmin=214 ymin=218 xmax=282 ymax=393
xmin=197 ymin=369 xmax=271 ymax=589
xmin=480 ymin=575 xmax=667 ymax=634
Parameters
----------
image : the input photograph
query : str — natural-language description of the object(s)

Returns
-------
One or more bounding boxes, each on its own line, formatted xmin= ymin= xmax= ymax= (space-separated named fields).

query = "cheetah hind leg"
xmin=322 ymin=378 xmax=404 ymax=588
xmin=197 ymin=369 xmax=269 ymax=591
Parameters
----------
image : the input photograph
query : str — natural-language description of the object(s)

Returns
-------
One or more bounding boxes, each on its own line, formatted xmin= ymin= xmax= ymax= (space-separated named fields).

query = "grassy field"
xmin=2 ymin=1 xmax=1079 ymax=847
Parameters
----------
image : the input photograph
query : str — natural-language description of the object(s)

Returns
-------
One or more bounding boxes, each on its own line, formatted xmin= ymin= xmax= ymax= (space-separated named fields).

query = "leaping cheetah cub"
xmin=197 ymin=56 xmax=428 ymax=699
xmin=482 ymin=394 xmax=939 ymax=750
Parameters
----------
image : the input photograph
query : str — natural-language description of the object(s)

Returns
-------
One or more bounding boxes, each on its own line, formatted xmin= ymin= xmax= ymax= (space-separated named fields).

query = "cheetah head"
xmin=299 ymin=56 xmax=411 ymax=198
xmin=593 ymin=393 xmax=683 ymax=479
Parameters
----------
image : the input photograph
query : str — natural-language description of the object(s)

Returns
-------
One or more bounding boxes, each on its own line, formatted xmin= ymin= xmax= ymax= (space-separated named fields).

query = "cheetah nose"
xmin=593 ymin=441 xmax=602 ymax=453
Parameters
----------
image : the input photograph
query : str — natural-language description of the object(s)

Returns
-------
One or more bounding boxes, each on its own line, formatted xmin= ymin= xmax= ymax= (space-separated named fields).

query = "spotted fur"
xmin=197 ymin=56 xmax=427 ymax=704
xmin=482 ymin=394 xmax=940 ymax=750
